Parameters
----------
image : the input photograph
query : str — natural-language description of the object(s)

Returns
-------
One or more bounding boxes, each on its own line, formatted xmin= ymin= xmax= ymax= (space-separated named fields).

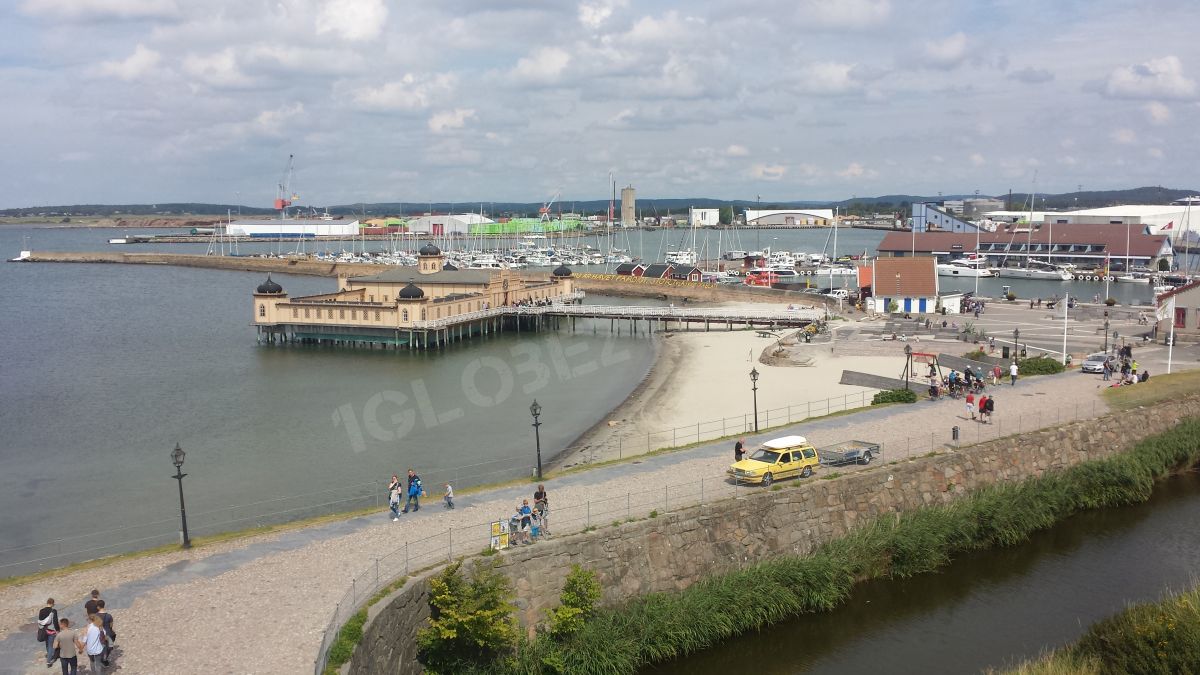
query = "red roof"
xmin=872 ymin=257 xmax=938 ymax=297
xmin=878 ymin=223 xmax=1169 ymax=258
xmin=1156 ymin=279 xmax=1200 ymax=302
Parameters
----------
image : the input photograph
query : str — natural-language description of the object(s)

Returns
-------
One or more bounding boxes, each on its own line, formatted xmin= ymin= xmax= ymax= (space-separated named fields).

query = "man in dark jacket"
xmin=734 ymin=439 xmax=745 ymax=462
xmin=402 ymin=469 xmax=423 ymax=513
xmin=37 ymin=598 xmax=59 ymax=667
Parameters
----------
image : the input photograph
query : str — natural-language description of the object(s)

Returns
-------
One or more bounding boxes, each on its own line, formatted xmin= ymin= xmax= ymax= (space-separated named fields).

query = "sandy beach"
xmin=561 ymin=302 xmax=916 ymax=465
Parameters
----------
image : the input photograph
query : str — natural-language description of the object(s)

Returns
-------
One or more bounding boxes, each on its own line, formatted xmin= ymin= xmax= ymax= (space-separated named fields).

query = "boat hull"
xmin=994 ymin=268 xmax=1073 ymax=281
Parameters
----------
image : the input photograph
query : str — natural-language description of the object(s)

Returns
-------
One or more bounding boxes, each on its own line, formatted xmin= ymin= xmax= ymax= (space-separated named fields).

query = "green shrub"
xmin=545 ymin=565 xmax=602 ymax=640
xmin=1019 ymin=355 xmax=1066 ymax=375
xmin=1071 ymin=586 xmax=1200 ymax=674
xmin=417 ymin=561 xmax=519 ymax=674
xmin=1105 ymin=297 xmax=1117 ymax=306
xmin=872 ymin=389 xmax=918 ymax=405
xmin=323 ymin=608 xmax=367 ymax=674
xmin=964 ymin=348 xmax=987 ymax=360
xmin=887 ymin=300 xmax=899 ymax=313
xmin=1006 ymin=292 xmax=1017 ymax=301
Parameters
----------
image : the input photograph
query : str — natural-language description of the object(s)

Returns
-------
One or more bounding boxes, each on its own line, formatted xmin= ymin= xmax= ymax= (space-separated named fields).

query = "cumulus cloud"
xmin=725 ymin=144 xmax=749 ymax=157
xmin=1098 ymin=56 xmax=1197 ymax=100
xmin=315 ymin=0 xmax=388 ymax=41
xmin=183 ymin=48 xmax=252 ymax=88
xmin=921 ymin=32 xmax=968 ymax=69
xmin=837 ymin=162 xmax=877 ymax=179
xmin=428 ymin=108 xmax=476 ymax=133
xmin=750 ymin=163 xmax=787 ymax=181
xmin=20 ymin=0 xmax=179 ymax=21
xmin=794 ymin=61 xmax=863 ymax=94
xmin=1145 ymin=101 xmax=1172 ymax=124
xmin=351 ymin=73 xmax=457 ymax=111
xmin=252 ymin=102 xmax=305 ymax=137
xmin=795 ymin=0 xmax=890 ymax=29
xmin=1111 ymin=128 xmax=1137 ymax=145
xmin=1008 ymin=66 xmax=1054 ymax=84
xmin=95 ymin=44 xmax=160 ymax=81
xmin=511 ymin=47 xmax=571 ymax=84
xmin=578 ymin=0 xmax=627 ymax=29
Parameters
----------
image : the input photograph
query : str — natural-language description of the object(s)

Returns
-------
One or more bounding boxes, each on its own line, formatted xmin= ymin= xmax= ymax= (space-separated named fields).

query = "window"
xmin=258 ymin=304 xmax=265 ymax=317
xmin=421 ymin=309 xmax=426 ymax=320
xmin=351 ymin=310 xmax=357 ymax=320
xmin=802 ymin=448 xmax=816 ymax=459
xmin=402 ymin=309 xmax=409 ymax=321
xmin=375 ymin=310 xmax=381 ymax=321
xmin=292 ymin=308 xmax=298 ymax=318
xmin=327 ymin=308 xmax=334 ymax=319
xmin=369 ymin=295 xmax=374 ymax=302
xmin=1175 ymin=307 xmax=1187 ymax=329
xmin=384 ymin=295 xmax=388 ymax=302
xmin=304 ymin=308 xmax=310 ymax=318
xmin=339 ymin=309 xmax=346 ymax=319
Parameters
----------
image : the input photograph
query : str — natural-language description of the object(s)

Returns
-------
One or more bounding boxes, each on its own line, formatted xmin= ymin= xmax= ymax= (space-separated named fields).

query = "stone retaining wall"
xmin=348 ymin=395 xmax=1195 ymax=674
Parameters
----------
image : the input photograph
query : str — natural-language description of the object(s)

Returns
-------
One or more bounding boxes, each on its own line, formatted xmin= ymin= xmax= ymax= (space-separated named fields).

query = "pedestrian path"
xmin=0 ymin=371 xmax=1119 ymax=674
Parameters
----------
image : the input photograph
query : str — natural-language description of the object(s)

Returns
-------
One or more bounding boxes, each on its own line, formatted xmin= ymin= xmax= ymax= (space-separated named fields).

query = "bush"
xmin=1071 ymin=586 xmax=1200 ymax=674
xmin=872 ymin=389 xmax=918 ymax=405
xmin=964 ymin=348 xmax=987 ymax=361
xmin=417 ymin=561 xmax=519 ymax=674
xmin=1006 ymin=292 xmax=1017 ymax=301
xmin=1158 ymin=258 xmax=1170 ymax=272
xmin=887 ymin=300 xmax=899 ymax=313
xmin=544 ymin=565 xmax=602 ymax=640
xmin=1105 ymin=297 xmax=1117 ymax=306
xmin=1019 ymin=355 xmax=1066 ymax=375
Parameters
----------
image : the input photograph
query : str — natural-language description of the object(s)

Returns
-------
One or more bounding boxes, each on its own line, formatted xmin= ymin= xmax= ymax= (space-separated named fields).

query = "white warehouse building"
xmin=227 ymin=218 xmax=360 ymax=238
xmin=405 ymin=213 xmax=494 ymax=235
xmin=744 ymin=208 xmax=834 ymax=226
xmin=689 ymin=207 xmax=720 ymax=227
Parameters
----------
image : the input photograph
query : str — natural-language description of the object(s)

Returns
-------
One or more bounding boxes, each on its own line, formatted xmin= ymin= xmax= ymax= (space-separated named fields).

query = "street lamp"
xmin=749 ymin=368 xmax=760 ymax=432
xmin=1103 ymin=311 xmax=1110 ymax=353
xmin=1012 ymin=327 xmax=1020 ymax=363
xmin=530 ymin=400 xmax=543 ymax=480
xmin=170 ymin=443 xmax=192 ymax=549
xmin=904 ymin=344 xmax=913 ymax=390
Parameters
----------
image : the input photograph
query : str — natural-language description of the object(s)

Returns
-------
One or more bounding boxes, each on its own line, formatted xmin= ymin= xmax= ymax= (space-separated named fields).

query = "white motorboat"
xmin=1115 ymin=274 xmax=1150 ymax=284
xmin=994 ymin=261 xmax=1074 ymax=281
xmin=937 ymin=258 xmax=995 ymax=277
xmin=665 ymin=249 xmax=697 ymax=266
xmin=813 ymin=266 xmax=856 ymax=276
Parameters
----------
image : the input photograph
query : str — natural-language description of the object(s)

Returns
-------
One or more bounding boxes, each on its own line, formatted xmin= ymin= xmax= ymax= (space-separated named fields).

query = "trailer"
xmin=819 ymin=440 xmax=880 ymax=466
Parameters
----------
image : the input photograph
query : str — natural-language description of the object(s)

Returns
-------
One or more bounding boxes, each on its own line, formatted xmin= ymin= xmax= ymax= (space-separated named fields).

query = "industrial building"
xmin=226 ymin=218 xmax=361 ymax=238
xmin=911 ymin=203 xmax=981 ymax=233
xmin=743 ymin=208 xmax=834 ymax=227
xmin=689 ymin=207 xmax=720 ymax=227
xmin=621 ymin=186 xmax=636 ymax=226
xmin=1037 ymin=205 xmax=1198 ymax=240
xmin=405 ymin=214 xmax=494 ymax=236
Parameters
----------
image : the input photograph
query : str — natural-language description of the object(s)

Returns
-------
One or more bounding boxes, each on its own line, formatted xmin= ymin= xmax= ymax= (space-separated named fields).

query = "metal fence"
xmin=312 ymin=396 xmax=1103 ymax=672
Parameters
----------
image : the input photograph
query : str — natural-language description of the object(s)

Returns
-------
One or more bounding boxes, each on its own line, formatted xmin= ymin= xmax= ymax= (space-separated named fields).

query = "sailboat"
xmin=994 ymin=176 xmax=1073 ymax=280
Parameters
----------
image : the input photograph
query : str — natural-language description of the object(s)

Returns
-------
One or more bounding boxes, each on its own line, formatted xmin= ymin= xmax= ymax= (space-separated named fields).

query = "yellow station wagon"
xmin=727 ymin=435 xmax=820 ymax=487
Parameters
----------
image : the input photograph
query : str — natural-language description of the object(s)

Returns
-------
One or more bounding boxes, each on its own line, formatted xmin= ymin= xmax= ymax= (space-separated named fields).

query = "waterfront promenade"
xmin=1 ymin=361 xmax=1167 ymax=674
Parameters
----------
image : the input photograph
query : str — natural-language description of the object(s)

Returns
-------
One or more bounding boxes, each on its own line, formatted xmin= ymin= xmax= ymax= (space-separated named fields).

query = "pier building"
xmin=252 ymin=243 xmax=579 ymax=349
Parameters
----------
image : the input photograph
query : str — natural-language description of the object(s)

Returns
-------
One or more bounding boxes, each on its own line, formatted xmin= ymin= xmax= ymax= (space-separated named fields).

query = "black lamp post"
xmin=1103 ymin=312 xmax=1110 ymax=352
xmin=904 ymin=344 xmax=913 ymax=390
xmin=530 ymin=400 xmax=543 ymax=480
xmin=170 ymin=443 xmax=192 ymax=549
xmin=749 ymin=368 xmax=760 ymax=432
xmin=1012 ymin=327 xmax=1020 ymax=363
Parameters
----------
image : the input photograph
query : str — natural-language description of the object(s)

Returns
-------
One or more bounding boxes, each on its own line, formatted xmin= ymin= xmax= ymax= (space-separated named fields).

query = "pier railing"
xmin=312 ymin=396 xmax=1102 ymax=673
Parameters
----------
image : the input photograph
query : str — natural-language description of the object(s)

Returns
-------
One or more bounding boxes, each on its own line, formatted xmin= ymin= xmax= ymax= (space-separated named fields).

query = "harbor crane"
xmin=538 ymin=189 xmax=562 ymax=222
xmin=274 ymin=154 xmax=299 ymax=216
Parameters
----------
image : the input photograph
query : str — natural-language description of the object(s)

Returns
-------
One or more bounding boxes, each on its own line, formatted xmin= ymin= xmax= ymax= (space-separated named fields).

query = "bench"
xmin=757 ymin=330 xmax=780 ymax=338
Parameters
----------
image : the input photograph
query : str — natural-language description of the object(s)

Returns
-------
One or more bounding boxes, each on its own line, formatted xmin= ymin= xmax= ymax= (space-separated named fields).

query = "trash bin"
xmin=952 ymin=426 xmax=960 ymax=442
xmin=1002 ymin=345 xmax=1010 ymax=359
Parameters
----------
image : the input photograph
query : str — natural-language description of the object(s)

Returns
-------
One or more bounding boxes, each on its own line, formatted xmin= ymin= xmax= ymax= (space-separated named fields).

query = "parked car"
xmin=1081 ymin=353 xmax=1114 ymax=374
xmin=727 ymin=435 xmax=819 ymax=487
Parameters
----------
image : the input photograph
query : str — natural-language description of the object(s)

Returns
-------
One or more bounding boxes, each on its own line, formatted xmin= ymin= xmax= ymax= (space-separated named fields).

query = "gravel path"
xmin=0 ymin=369 xmax=1128 ymax=674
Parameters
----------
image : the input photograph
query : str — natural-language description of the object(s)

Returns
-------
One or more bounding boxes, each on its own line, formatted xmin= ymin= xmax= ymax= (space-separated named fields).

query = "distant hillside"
xmin=6 ymin=187 xmax=1195 ymax=219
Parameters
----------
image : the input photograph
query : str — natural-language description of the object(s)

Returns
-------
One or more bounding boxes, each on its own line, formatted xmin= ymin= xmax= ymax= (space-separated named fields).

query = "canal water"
xmin=650 ymin=471 xmax=1200 ymax=675
xmin=0 ymin=226 xmax=657 ymax=575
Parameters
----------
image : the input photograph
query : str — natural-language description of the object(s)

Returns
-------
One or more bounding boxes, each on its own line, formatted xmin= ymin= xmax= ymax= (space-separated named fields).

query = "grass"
xmin=1102 ymin=369 xmax=1200 ymax=411
xmin=478 ymin=417 xmax=1200 ymax=675
xmin=998 ymin=584 xmax=1200 ymax=675
xmin=321 ymin=575 xmax=410 ymax=675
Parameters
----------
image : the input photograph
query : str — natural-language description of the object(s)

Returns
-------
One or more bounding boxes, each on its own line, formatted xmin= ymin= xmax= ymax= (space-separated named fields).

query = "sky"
xmin=3 ymin=0 xmax=1200 ymax=208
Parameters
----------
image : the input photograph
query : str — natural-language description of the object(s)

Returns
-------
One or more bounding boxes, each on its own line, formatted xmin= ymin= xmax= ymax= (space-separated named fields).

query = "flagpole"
xmin=1062 ymin=292 xmax=1069 ymax=365
xmin=1104 ymin=253 xmax=1110 ymax=301
xmin=1168 ymin=296 xmax=1176 ymax=374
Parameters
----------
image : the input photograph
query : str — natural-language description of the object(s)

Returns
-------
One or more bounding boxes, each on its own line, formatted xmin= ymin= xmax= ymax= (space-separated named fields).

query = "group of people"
xmin=507 ymin=484 xmax=551 ymax=545
xmin=1102 ymin=345 xmax=1148 ymax=385
xmin=965 ymin=391 xmax=997 ymax=423
xmin=963 ymin=297 xmax=987 ymax=317
xmin=926 ymin=365 xmax=1004 ymax=400
xmin=35 ymin=589 xmax=116 ymax=674
xmin=511 ymin=298 xmax=557 ymax=308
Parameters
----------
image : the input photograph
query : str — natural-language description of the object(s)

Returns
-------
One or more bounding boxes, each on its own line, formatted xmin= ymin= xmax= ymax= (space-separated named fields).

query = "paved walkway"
xmin=0 ymin=366 xmax=1146 ymax=674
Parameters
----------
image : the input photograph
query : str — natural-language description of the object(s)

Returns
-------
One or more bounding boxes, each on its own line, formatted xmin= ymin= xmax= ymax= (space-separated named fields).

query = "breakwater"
xmin=346 ymin=394 xmax=1196 ymax=674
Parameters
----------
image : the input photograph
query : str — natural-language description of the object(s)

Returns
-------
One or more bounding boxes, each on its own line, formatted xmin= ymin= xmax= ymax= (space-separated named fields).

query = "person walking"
xmin=388 ymin=475 xmax=401 ymax=521
xmin=443 ymin=483 xmax=455 ymax=509
xmin=978 ymin=394 xmax=988 ymax=423
xmin=37 ymin=598 xmax=60 ymax=668
xmin=84 ymin=590 xmax=101 ymax=619
xmin=966 ymin=390 xmax=976 ymax=420
xmin=1010 ymin=361 xmax=1019 ymax=386
xmin=734 ymin=439 xmax=745 ymax=462
xmin=992 ymin=364 xmax=1001 ymax=386
xmin=1102 ymin=360 xmax=1112 ymax=381
xmin=82 ymin=615 xmax=106 ymax=674
xmin=95 ymin=600 xmax=115 ymax=666
xmin=533 ymin=484 xmax=550 ymax=535
xmin=985 ymin=395 xmax=995 ymax=423
xmin=1131 ymin=359 xmax=1139 ymax=376
xmin=402 ymin=469 xmax=423 ymax=513
xmin=53 ymin=617 xmax=82 ymax=675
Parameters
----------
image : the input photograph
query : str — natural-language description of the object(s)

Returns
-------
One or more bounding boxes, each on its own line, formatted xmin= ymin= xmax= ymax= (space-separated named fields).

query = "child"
xmin=388 ymin=475 xmax=401 ymax=521
xmin=966 ymin=391 xmax=976 ymax=420
xmin=443 ymin=483 xmax=455 ymax=509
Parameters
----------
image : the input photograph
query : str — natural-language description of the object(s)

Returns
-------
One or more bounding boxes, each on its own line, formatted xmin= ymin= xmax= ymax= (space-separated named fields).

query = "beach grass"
xmin=1102 ymin=369 xmax=1200 ymax=410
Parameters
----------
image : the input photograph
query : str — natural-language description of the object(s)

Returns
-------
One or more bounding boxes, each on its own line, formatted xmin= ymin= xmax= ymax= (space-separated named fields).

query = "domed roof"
xmin=418 ymin=242 xmax=442 ymax=256
xmin=552 ymin=264 xmax=573 ymax=278
xmin=256 ymin=274 xmax=284 ymax=294
xmin=442 ymin=261 xmax=459 ymax=271
xmin=398 ymin=279 xmax=425 ymax=299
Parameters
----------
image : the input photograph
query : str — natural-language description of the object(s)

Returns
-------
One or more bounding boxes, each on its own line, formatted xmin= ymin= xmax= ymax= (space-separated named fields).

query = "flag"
xmin=1103 ymin=253 xmax=1110 ymax=276
xmin=1156 ymin=295 xmax=1174 ymax=322
xmin=1163 ymin=221 xmax=1174 ymax=231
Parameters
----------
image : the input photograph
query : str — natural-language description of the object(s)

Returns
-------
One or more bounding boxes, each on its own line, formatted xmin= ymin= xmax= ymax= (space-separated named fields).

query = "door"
xmin=904 ymin=298 xmax=913 ymax=313
xmin=1175 ymin=307 xmax=1187 ymax=328
xmin=918 ymin=298 xmax=927 ymax=313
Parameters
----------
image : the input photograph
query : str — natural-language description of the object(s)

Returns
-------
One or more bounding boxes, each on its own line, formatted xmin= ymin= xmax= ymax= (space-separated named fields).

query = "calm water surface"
xmin=651 ymin=472 xmax=1200 ymax=675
